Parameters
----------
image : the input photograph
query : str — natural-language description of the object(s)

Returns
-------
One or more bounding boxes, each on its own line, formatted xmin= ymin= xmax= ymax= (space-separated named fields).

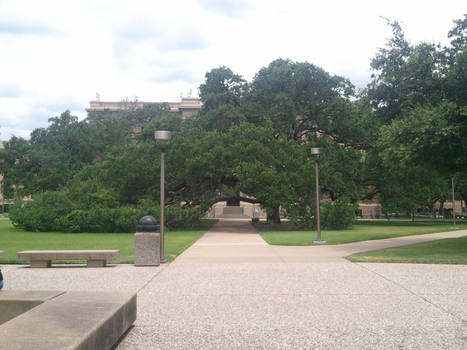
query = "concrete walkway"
xmin=115 ymin=220 xmax=467 ymax=349
xmin=177 ymin=219 xmax=467 ymax=263
xmin=272 ymin=225 xmax=467 ymax=262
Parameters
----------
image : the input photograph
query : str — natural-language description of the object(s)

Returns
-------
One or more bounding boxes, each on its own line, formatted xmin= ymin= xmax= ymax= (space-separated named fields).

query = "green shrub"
xmin=136 ymin=200 xmax=204 ymax=229
xmin=135 ymin=202 xmax=204 ymax=229
xmin=57 ymin=209 xmax=112 ymax=232
xmin=165 ymin=206 xmax=204 ymax=229
xmin=57 ymin=206 xmax=147 ymax=233
xmin=48 ymin=204 xmax=202 ymax=233
xmin=321 ymin=199 xmax=357 ymax=229
xmin=9 ymin=191 xmax=74 ymax=231
xmin=286 ymin=198 xmax=356 ymax=230
xmin=114 ymin=206 xmax=148 ymax=232
xmin=286 ymin=203 xmax=315 ymax=229
xmin=10 ymin=190 xmax=204 ymax=232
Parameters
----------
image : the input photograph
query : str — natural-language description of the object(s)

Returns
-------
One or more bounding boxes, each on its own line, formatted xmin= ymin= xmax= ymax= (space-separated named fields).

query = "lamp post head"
xmin=154 ymin=130 xmax=172 ymax=141
xmin=310 ymin=147 xmax=321 ymax=156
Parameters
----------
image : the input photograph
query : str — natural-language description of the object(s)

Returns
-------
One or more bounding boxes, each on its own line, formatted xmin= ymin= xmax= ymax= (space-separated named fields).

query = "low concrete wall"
xmin=0 ymin=291 xmax=136 ymax=349
xmin=0 ymin=291 xmax=64 ymax=325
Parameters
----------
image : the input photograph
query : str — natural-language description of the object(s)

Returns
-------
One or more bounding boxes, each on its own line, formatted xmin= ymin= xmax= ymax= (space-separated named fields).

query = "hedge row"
xmin=9 ymin=192 xmax=204 ymax=233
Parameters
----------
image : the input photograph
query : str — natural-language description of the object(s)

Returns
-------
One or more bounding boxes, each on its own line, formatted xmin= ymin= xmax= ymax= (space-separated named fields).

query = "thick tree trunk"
xmin=267 ymin=206 xmax=281 ymax=224
xmin=429 ymin=201 xmax=436 ymax=219
xmin=439 ymin=200 xmax=444 ymax=218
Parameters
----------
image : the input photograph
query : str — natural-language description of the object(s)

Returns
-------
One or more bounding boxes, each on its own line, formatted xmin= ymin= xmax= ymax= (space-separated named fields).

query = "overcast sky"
xmin=0 ymin=0 xmax=465 ymax=140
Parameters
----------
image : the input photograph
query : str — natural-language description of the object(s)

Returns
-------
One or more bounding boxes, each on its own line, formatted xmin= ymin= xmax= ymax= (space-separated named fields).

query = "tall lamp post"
xmin=452 ymin=177 xmax=456 ymax=229
xmin=311 ymin=147 xmax=326 ymax=244
xmin=155 ymin=130 xmax=172 ymax=263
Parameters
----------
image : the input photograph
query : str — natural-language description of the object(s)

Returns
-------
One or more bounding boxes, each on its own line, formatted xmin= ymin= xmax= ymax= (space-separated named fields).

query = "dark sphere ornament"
xmin=136 ymin=215 xmax=160 ymax=232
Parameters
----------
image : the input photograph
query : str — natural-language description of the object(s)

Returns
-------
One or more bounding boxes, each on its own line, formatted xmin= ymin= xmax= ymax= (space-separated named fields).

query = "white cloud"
xmin=0 ymin=95 xmax=85 ymax=140
xmin=117 ymin=20 xmax=209 ymax=51
xmin=0 ymin=84 xmax=23 ymax=98
xmin=198 ymin=0 xmax=252 ymax=18
xmin=0 ymin=19 xmax=59 ymax=36
xmin=0 ymin=0 xmax=465 ymax=140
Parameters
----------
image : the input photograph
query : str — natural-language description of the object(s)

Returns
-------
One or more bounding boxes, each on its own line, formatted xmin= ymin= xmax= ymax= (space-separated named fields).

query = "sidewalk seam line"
xmin=354 ymin=263 xmax=464 ymax=323
xmin=251 ymin=223 xmax=286 ymax=263
xmin=136 ymin=265 xmax=168 ymax=294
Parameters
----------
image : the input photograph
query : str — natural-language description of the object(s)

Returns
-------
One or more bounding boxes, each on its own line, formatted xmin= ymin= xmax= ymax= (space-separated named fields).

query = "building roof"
xmin=86 ymin=97 xmax=202 ymax=117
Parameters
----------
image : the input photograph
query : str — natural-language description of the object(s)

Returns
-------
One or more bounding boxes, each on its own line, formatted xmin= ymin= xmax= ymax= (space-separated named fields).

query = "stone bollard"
xmin=134 ymin=216 xmax=160 ymax=266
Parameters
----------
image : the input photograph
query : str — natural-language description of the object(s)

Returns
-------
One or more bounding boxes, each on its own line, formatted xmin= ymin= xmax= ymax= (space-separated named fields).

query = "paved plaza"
xmin=2 ymin=220 xmax=467 ymax=349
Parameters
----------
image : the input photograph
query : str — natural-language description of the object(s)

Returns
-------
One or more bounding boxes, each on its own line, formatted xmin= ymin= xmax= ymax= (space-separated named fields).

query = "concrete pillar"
xmin=134 ymin=216 xmax=160 ymax=266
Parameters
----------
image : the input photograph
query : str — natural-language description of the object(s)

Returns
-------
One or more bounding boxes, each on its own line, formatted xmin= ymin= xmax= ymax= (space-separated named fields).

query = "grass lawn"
xmin=0 ymin=220 xmax=216 ymax=264
xmin=256 ymin=220 xmax=467 ymax=246
xmin=347 ymin=235 xmax=467 ymax=264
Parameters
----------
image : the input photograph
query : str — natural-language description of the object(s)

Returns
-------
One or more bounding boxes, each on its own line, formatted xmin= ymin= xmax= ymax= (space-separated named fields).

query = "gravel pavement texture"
xmin=116 ymin=220 xmax=467 ymax=350
xmin=2 ymin=220 xmax=466 ymax=349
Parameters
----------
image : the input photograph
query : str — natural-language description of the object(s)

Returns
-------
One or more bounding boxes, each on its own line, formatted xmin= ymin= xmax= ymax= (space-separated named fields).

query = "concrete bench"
xmin=17 ymin=250 xmax=120 ymax=268
xmin=0 ymin=290 xmax=136 ymax=349
xmin=0 ymin=250 xmax=3 ymax=259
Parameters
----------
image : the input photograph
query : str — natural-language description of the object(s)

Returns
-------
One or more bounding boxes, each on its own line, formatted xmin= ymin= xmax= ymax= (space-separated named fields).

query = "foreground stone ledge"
xmin=0 ymin=291 xmax=136 ymax=350
xmin=0 ymin=290 xmax=64 ymax=325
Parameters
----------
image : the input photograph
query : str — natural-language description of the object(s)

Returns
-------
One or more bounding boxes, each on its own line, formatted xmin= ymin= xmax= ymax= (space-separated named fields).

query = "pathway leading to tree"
xmin=178 ymin=219 xmax=467 ymax=262
xmin=117 ymin=220 xmax=467 ymax=349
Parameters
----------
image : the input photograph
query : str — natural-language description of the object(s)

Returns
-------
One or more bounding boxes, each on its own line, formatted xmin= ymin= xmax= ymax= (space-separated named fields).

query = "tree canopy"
xmin=2 ymin=15 xmax=466 ymax=231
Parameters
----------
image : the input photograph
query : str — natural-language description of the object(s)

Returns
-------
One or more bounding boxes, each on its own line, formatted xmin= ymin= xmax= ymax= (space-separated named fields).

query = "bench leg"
xmin=30 ymin=260 xmax=51 ymax=268
xmin=87 ymin=260 xmax=106 ymax=268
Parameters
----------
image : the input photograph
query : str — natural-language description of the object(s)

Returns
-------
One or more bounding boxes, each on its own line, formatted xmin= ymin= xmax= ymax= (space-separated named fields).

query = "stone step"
xmin=223 ymin=206 xmax=244 ymax=215
xmin=221 ymin=213 xmax=250 ymax=218
xmin=221 ymin=206 xmax=250 ymax=218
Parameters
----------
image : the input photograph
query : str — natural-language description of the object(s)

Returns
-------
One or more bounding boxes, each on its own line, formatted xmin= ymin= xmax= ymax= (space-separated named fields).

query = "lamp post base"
xmin=160 ymin=257 xmax=167 ymax=264
xmin=313 ymin=240 xmax=326 ymax=245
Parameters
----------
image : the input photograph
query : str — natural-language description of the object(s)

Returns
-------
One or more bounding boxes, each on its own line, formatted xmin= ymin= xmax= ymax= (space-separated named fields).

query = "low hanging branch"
xmin=213 ymin=196 xmax=262 ymax=205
